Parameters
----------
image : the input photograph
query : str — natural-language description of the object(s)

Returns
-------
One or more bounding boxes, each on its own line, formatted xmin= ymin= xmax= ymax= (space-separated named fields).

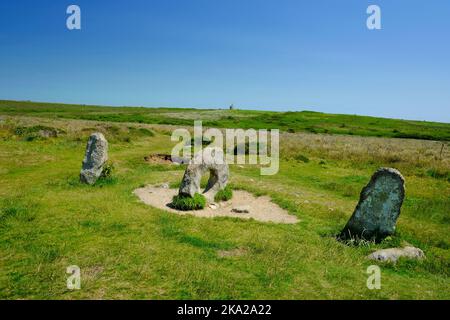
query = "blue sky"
xmin=0 ymin=0 xmax=449 ymax=122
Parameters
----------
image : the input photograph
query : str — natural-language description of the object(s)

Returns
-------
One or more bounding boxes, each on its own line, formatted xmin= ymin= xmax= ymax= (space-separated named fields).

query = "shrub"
xmin=100 ymin=162 xmax=115 ymax=179
xmin=13 ymin=125 xmax=60 ymax=141
xmin=214 ymin=185 xmax=233 ymax=202
xmin=294 ymin=154 xmax=310 ymax=163
xmin=128 ymin=127 xmax=154 ymax=137
xmin=171 ymin=193 xmax=206 ymax=211
xmin=305 ymin=127 xmax=318 ymax=133
xmin=426 ymin=168 xmax=449 ymax=181
xmin=137 ymin=127 xmax=154 ymax=136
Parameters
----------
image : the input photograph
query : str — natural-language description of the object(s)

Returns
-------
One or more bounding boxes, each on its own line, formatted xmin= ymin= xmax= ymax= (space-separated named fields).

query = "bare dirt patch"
xmin=144 ymin=154 xmax=189 ymax=165
xmin=134 ymin=185 xmax=299 ymax=224
xmin=217 ymin=247 xmax=249 ymax=258
xmin=144 ymin=154 xmax=174 ymax=164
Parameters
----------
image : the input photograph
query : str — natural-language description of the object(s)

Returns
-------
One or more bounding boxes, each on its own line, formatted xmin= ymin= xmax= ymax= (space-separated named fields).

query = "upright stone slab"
xmin=179 ymin=147 xmax=228 ymax=200
xmin=80 ymin=132 xmax=108 ymax=185
xmin=339 ymin=168 xmax=405 ymax=242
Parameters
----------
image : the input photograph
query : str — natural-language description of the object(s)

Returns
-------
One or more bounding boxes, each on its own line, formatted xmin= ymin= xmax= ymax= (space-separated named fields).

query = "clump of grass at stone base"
xmin=92 ymin=161 xmax=118 ymax=186
xmin=171 ymin=193 xmax=206 ymax=211
xmin=100 ymin=161 xmax=115 ymax=179
xmin=214 ymin=185 xmax=233 ymax=202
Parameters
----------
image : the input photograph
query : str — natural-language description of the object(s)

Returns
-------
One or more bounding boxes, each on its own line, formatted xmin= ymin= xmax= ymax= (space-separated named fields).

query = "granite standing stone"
xmin=80 ymin=133 xmax=108 ymax=185
xmin=179 ymin=147 xmax=228 ymax=201
xmin=339 ymin=167 xmax=405 ymax=242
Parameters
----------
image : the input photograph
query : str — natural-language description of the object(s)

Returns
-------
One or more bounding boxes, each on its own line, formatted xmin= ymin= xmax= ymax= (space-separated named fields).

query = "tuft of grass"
xmin=100 ymin=161 xmax=115 ymax=179
xmin=426 ymin=168 xmax=450 ymax=181
xmin=0 ymin=198 xmax=36 ymax=225
xmin=94 ymin=176 xmax=118 ymax=187
xmin=136 ymin=127 xmax=154 ymax=136
xmin=214 ymin=185 xmax=233 ymax=202
xmin=171 ymin=193 xmax=206 ymax=211
xmin=294 ymin=154 xmax=310 ymax=163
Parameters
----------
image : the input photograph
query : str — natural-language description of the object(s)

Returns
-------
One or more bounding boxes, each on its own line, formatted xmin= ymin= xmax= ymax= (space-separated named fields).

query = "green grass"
xmin=214 ymin=185 xmax=233 ymax=202
xmin=100 ymin=161 xmax=115 ymax=180
xmin=0 ymin=111 xmax=448 ymax=299
xmin=1 ymin=99 xmax=449 ymax=141
xmin=171 ymin=193 xmax=206 ymax=211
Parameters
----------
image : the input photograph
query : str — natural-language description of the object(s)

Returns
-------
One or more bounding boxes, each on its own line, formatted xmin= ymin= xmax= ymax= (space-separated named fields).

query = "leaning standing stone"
xmin=80 ymin=133 xmax=108 ymax=185
xmin=339 ymin=168 xmax=405 ymax=242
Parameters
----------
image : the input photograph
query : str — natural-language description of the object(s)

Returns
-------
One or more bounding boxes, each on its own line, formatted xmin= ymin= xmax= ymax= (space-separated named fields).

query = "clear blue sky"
xmin=0 ymin=0 xmax=449 ymax=122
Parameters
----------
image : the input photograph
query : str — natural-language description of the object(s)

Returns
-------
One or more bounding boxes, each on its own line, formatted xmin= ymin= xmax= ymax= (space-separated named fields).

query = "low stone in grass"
xmin=367 ymin=246 xmax=425 ymax=263
xmin=80 ymin=133 xmax=108 ymax=185
xmin=339 ymin=167 xmax=405 ymax=242
xmin=171 ymin=193 xmax=206 ymax=211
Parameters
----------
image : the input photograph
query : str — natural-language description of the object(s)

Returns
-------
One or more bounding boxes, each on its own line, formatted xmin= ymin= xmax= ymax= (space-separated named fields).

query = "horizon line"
xmin=1 ymin=98 xmax=449 ymax=125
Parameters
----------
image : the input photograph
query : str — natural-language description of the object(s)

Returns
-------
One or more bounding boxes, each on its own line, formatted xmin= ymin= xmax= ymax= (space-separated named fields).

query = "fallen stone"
xmin=80 ymin=132 xmax=108 ymax=185
xmin=367 ymin=246 xmax=425 ymax=263
xmin=339 ymin=168 xmax=405 ymax=242
xmin=231 ymin=206 xmax=250 ymax=214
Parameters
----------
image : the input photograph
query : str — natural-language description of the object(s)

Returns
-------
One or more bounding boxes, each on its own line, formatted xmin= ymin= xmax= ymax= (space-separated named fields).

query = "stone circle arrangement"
xmin=79 ymin=133 xmax=425 ymax=263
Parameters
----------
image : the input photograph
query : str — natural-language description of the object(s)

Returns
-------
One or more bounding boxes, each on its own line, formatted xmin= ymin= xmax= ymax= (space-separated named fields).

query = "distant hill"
xmin=0 ymin=99 xmax=449 ymax=141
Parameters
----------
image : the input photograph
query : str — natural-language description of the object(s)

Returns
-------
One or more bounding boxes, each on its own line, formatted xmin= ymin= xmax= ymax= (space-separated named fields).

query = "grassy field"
xmin=1 ymin=100 xmax=449 ymax=141
xmin=0 ymin=103 xmax=449 ymax=299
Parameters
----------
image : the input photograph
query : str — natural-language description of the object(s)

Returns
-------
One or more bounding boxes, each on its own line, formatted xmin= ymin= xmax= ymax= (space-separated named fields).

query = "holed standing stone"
xmin=80 ymin=132 xmax=108 ymax=185
xmin=339 ymin=167 xmax=405 ymax=242
xmin=179 ymin=147 xmax=228 ymax=201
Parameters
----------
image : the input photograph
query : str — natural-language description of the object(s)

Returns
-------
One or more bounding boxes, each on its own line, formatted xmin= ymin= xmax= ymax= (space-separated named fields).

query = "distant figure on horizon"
xmin=229 ymin=104 xmax=234 ymax=110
